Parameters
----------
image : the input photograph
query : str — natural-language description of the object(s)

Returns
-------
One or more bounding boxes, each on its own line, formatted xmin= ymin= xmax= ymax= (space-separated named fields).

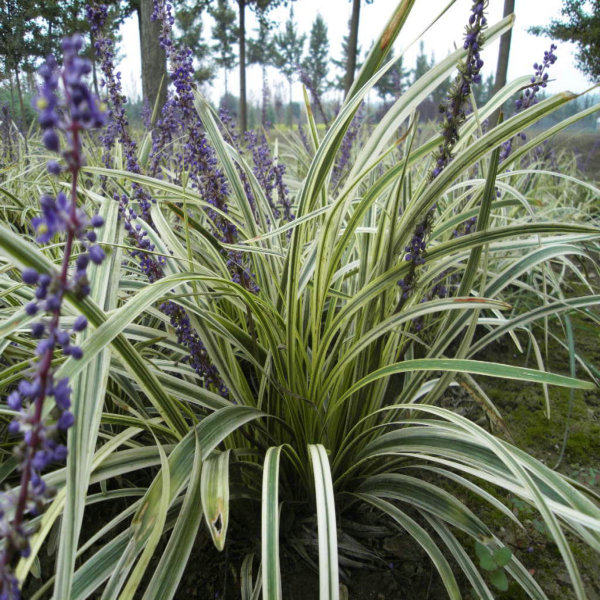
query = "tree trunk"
xmin=288 ymin=79 xmax=293 ymax=126
xmin=492 ymin=0 xmax=515 ymax=100
xmin=14 ymin=67 xmax=25 ymax=124
xmin=8 ymin=73 xmax=15 ymax=114
xmin=90 ymin=31 xmax=99 ymax=96
xmin=261 ymin=65 xmax=268 ymax=126
xmin=224 ymin=69 xmax=229 ymax=97
xmin=138 ymin=0 xmax=167 ymax=114
xmin=343 ymin=0 xmax=361 ymax=98
xmin=238 ymin=0 xmax=247 ymax=133
xmin=26 ymin=71 xmax=35 ymax=95
xmin=91 ymin=59 xmax=99 ymax=97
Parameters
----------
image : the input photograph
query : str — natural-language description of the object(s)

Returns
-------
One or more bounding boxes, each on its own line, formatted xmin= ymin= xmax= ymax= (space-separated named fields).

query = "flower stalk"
xmin=0 ymin=36 xmax=106 ymax=599
xmin=398 ymin=0 xmax=488 ymax=306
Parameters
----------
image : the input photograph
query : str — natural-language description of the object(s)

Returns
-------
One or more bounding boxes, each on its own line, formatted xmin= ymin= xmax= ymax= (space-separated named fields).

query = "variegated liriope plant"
xmin=0 ymin=0 xmax=599 ymax=599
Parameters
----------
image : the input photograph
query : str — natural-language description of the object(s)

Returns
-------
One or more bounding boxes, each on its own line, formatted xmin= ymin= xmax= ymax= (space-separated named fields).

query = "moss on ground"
xmin=472 ymin=310 xmax=600 ymax=599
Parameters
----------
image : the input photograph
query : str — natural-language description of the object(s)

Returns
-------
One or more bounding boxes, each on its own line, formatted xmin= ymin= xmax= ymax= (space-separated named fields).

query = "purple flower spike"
xmin=398 ymin=0 xmax=488 ymax=307
xmin=500 ymin=44 xmax=558 ymax=162
xmin=0 ymin=34 xmax=106 ymax=599
xmin=87 ymin=1 xmax=237 ymax=392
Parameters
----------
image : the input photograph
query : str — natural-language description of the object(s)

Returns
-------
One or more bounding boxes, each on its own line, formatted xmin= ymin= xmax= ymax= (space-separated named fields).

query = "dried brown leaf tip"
xmin=380 ymin=0 xmax=412 ymax=51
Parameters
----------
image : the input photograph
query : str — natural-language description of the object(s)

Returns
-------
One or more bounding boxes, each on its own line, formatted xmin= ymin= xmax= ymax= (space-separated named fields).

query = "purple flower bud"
xmin=36 ymin=338 xmax=53 ymax=356
xmin=88 ymin=244 xmax=105 ymax=264
xmin=76 ymin=253 xmax=89 ymax=270
xmin=54 ymin=378 xmax=71 ymax=410
xmin=32 ymin=450 xmax=51 ymax=471
xmin=69 ymin=346 xmax=83 ymax=360
xmin=57 ymin=411 xmax=74 ymax=430
xmin=90 ymin=214 xmax=104 ymax=228
xmin=53 ymin=444 xmax=68 ymax=461
xmin=31 ymin=322 xmax=45 ymax=338
xmin=7 ymin=391 xmax=21 ymax=410
xmin=18 ymin=379 xmax=40 ymax=398
xmin=72 ymin=315 xmax=87 ymax=331
xmin=25 ymin=302 xmax=39 ymax=316
xmin=56 ymin=330 xmax=70 ymax=346
xmin=42 ymin=129 xmax=60 ymax=152
xmin=22 ymin=268 xmax=39 ymax=285
xmin=46 ymin=160 xmax=61 ymax=175
xmin=45 ymin=295 xmax=61 ymax=312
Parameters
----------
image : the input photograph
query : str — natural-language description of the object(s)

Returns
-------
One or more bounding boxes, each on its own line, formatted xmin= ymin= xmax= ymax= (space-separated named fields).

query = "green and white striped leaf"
xmin=143 ymin=431 xmax=204 ymax=600
xmin=262 ymin=446 xmax=283 ymax=600
xmin=308 ymin=444 xmax=339 ymax=600
xmin=201 ymin=449 xmax=231 ymax=552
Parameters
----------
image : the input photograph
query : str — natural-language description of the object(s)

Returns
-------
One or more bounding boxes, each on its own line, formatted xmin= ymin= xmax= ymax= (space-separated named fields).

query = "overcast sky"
xmin=117 ymin=0 xmax=592 ymax=104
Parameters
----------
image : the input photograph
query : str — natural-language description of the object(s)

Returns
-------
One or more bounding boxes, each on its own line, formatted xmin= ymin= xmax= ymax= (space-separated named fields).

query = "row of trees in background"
xmin=1 ymin=0 xmax=598 ymax=132
xmin=0 ymin=0 xmax=126 ymax=119
xmin=171 ymin=0 xmax=372 ymax=130
xmin=0 ymin=0 xmax=380 ymax=131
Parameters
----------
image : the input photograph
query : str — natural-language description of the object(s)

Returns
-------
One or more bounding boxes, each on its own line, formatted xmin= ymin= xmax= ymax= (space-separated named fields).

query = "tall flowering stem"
xmin=297 ymin=122 xmax=311 ymax=154
xmin=0 ymin=36 xmax=106 ymax=599
xmin=218 ymin=109 xmax=260 ymax=221
xmin=332 ymin=107 xmax=364 ymax=189
xmin=86 ymin=3 xmax=223 ymax=391
xmin=500 ymin=44 xmax=558 ymax=161
xmin=87 ymin=4 xmax=153 ymax=220
xmin=245 ymin=128 xmax=293 ymax=222
xmin=151 ymin=0 xmax=257 ymax=291
xmin=398 ymin=0 xmax=487 ymax=305
xmin=299 ymin=68 xmax=329 ymax=127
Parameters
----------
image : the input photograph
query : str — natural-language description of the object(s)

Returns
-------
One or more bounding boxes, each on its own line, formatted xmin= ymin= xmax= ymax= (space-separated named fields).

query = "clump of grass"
xmin=0 ymin=1 xmax=599 ymax=599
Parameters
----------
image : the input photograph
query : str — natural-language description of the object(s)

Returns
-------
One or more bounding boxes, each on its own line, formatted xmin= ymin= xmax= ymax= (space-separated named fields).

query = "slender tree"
xmin=237 ymin=0 xmax=289 ymax=132
xmin=301 ymin=14 xmax=330 ymax=96
xmin=530 ymin=0 xmax=600 ymax=81
xmin=375 ymin=50 xmax=408 ymax=106
xmin=492 ymin=0 xmax=515 ymax=99
xmin=273 ymin=6 xmax=305 ymax=126
xmin=343 ymin=0 xmax=373 ymax=98
xmin=301 ymin=14 xmax=330 ymax=123
xmin=176 ymin=0 xmax=213 ymax=85
xmin=412 ymin=41 xmax=431 ymax=83
xmin=429 ymin=49 xmax=452 ymax=110
xmin=137 ymin=0 xmax=167 ymax=111
xmin=333 ymin=34 xmax=360 ymax=93
xmin=248 ymin=11 xmax=275 ymax=125
xmin=0 ymin=0 xmax=35 ymax=121
xmin=211 ymin=0 xmax=238 ymax=95
xmin=411 ymin=42 xmax=439 ymax=120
